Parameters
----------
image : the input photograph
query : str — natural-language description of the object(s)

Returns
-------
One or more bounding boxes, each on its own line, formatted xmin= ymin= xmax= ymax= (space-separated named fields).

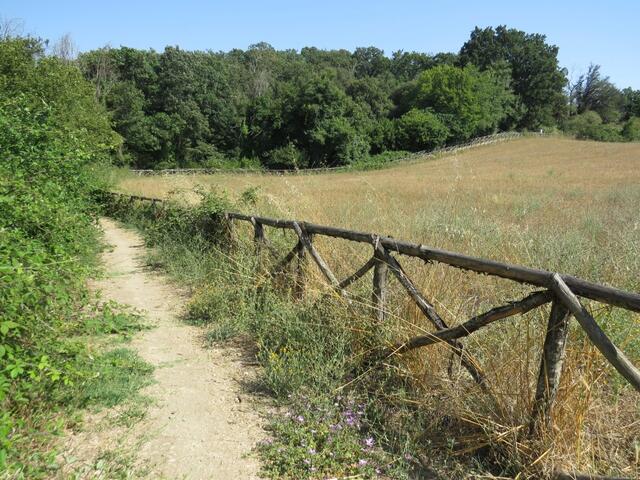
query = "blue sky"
xmin=2 ymin=0 xmax=639 ymax=88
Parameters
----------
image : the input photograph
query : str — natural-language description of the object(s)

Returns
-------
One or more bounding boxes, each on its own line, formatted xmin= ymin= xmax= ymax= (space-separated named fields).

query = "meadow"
xmin=118 ymin=137 xmax=640 ymax=288
xmin=115 ymin=136 xmax=640 ymax=478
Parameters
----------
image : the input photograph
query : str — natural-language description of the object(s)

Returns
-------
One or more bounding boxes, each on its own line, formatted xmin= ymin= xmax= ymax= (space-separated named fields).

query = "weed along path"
xmin=67 ymin=218 xmax=264 ymax=479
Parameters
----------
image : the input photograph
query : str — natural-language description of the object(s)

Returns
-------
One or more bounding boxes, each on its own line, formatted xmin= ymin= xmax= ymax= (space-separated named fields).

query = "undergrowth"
xmin=104 ymin=187 xmax=639 ymax=479
xmin=0 ymin=37 xmax=153 ymax=477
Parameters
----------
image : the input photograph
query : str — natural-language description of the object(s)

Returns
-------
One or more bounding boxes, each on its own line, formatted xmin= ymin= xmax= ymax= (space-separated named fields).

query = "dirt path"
xmin=64 ymin=218 xmax=264 ymax=479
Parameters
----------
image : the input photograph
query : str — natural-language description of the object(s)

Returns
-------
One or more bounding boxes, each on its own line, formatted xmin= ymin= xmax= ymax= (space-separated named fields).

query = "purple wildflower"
xmin=358 ymin=459 xmax=368 ymax=467
xmin=364 ymin=437 xmax=375 ymax=448
xmin=296 ymin=415 xmax=305 ymax=423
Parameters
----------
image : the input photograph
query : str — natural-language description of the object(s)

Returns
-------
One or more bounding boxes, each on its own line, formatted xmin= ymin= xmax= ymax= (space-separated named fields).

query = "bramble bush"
xmin=0 ymin=36 xmax=136 ymax=475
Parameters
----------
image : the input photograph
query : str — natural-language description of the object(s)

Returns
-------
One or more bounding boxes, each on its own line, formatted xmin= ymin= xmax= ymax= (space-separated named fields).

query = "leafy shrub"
xmin=621 ymin=116 xmax=640 ymax=141
xmin=563 ymin=111 xmax=603 ymax=134
xmin=394 ymin=108 xmax=449 ymax=151
xmin=0 ymin=36 xmax=130 ymax=474
xmin=368 ymin=117 xmax=395 ymax=153
xmin=104 ymin=189 xmax=233 ymax=250
xmin=266 ymin=142 xmax=305 ymax=169
xmin=563 ymin=111 xmax=623 ymax=141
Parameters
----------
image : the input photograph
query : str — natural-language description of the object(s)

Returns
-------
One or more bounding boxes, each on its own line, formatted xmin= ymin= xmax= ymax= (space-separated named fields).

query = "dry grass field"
xmin=118 ymin=137 xmax=640 ymax=286
xmin=117 ymin=136 xmax=640 ymax=476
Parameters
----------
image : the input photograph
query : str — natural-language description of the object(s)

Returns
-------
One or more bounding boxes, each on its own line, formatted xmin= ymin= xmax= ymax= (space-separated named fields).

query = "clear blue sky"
xmin=2 ymin=0 xmax=639 ymax=88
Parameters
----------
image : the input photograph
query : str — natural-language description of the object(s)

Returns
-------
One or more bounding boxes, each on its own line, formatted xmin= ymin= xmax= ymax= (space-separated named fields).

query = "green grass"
xmin=258 ymin=394 xmax=408 ymax=479
xmin=4 ymin=300 xmax=153 ymax=479
xmin=79 ymin=300 xmax=148 ymax=339
xmin=104 ymin=195 xmax=502 ymax=479
xmin=74 ymin=348 xmax=153 ymax=409
xmin=64 ymin=443 xmax=146 ymax=480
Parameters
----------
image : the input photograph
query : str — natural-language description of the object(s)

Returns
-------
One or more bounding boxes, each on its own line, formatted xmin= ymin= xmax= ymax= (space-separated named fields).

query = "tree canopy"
xmin=459 ymin=25 xmax=567 ymax=129
xmin=72 ymin=25 xmax=637 ymax=170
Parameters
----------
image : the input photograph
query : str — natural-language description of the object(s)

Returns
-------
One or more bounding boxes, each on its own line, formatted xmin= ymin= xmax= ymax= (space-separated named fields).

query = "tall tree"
xmin=401 ymin=64 xmax=514 ymax=142
xmin=352 ymin=47 xmax=390 ymax=78
xmin=390 ymin=50 xmax=435 ymax=81
xmin=77 ymin=47 xmax=118 ymax=101
xmin=50 ymin=33 xmax=76 ymax=62
xmin=286 ymin=70 xmax=370 ymax=166
xmin=459 ymin=25 xmax=567 ymax=129
xmin=571 ymin=64 xmax=623 ymax=123
xmin=621 ymin=88 xmax=640 ymax=120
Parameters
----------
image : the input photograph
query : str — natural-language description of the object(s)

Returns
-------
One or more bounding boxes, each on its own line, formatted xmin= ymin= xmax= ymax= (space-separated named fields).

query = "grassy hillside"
xmin=115 ymin=136 xmax=640 ymax=477
xmin=118 ymin=136 xmax=640 ymax=286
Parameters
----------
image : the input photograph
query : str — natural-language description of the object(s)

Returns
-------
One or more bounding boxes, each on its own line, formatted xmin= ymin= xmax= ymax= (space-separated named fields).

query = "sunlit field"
xmin=119 ymin=137 xmax=640 ymax=287
xmin=117 ymin=136 xmax=640 ymax=475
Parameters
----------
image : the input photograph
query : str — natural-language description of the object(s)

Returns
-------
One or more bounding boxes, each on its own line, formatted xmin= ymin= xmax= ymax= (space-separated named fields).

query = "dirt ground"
xmin=59 ymin=218 xmax=264 ymax=479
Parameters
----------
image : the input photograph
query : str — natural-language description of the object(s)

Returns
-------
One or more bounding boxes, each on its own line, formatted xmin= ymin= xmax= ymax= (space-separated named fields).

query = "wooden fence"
xmin=129 ymin=131 xmax=539 ymax=176
xmin=105 ymin=191 xmax=639 ymax=477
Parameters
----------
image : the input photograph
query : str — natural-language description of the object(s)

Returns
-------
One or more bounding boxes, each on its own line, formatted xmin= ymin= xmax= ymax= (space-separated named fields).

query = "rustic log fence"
xmin=104 ymin=191 xmax=639 ymax=479
xmin=129 ymin=131 xmax=543 ymax=176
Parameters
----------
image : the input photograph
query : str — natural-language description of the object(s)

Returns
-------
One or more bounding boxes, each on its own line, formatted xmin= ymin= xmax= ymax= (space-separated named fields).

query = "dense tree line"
xmin=76 ymin=26 xmax=639 ymax=169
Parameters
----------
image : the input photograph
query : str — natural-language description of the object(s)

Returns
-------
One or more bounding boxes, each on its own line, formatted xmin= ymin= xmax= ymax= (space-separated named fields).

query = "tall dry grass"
xmin=117 ymin=137 xmax=640 ymax=477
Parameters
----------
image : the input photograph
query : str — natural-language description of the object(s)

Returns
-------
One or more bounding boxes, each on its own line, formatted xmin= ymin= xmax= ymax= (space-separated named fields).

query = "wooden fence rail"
xmin=104 ymin=191 xmax=639 ymax=477
xmin=129 ymin=132 xmax=541 ymax=176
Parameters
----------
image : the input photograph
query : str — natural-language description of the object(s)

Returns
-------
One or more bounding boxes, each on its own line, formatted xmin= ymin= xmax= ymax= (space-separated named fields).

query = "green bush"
xmin=0 ymin=36 xmax=135 ymax=475
xmin=563 ymin=111 xmax=623 ymax=142
xmin=394 ymin=108 xmax=449 ymax=151
xmin=622 ymin=116 xmax=640 ymax=141
xmin=581 ymin=123 xmax=622 ymax=142
xmin=563 ymin=111 xmax=603 ymax=135
xmin=266 ymin=142 xmax=305 ymax=169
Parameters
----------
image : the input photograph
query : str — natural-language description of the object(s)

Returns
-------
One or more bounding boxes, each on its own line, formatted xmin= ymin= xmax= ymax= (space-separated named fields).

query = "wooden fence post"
xmin=372 ymin=250 xmax=388 ymax=322
xmin=530 ymin=299 xmax=571 ymax=434
xmin=551 ymin=273 xmax=640 ymax=391
xmin=252 ymin=217 xmax=265 ymax=254
xmin=293 ymin=222 xmax=340 ymax=289
xmin=223 ymin=213 xmax=235 ymax=249
xmin=295 ymin=238 xmax=307 ymax=298
xmin=251 ymin=217 xmax=267 ymax=307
